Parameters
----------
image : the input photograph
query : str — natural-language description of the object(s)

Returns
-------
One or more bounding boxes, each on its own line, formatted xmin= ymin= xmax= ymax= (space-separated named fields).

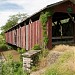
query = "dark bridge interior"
xmin=52 ymin=12 xmax=75 ymax=44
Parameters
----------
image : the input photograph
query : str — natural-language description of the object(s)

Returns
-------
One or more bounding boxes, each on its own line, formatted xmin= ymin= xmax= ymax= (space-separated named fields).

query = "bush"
xmin=0 ymin=44 xmax=8 ymax=51
xmin=33 ymin=44 xmax=41 ymax=50
xmin=17 ymin=48 xmax=26 ymax=61
xmin=17 ymin=48 xmax=26 ymax=54
xmin=7 ymin=45 xmax=13 ymax=50
xmin=1 ymin=57 xmax=28 ymax=75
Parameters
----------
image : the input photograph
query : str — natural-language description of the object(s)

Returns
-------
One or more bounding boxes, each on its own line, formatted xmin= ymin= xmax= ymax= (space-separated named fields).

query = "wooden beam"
xmin=67 ymin=13 xmax=75 ymax=23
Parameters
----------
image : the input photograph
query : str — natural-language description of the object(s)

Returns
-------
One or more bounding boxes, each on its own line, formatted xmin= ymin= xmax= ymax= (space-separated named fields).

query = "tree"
xmin=1 ymin=13 xmax=28 ymax=33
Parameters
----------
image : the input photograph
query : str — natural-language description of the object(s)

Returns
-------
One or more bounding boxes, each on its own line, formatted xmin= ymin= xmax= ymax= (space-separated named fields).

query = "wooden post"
xmin=47 ymin=17 xmax=52 ymax=49
xmin=74 ymin=17 xmax=75 ymax=43
xmin=67 ymin=13 xmax=75 ymax=43
xmin=26 ymin=25 xmax=29 ymax=50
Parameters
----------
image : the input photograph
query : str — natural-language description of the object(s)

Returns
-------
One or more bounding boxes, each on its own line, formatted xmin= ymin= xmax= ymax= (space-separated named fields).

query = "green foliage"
xmin=1 ymin=13 xmax=28 ymax=33
xmin=0 ymin=34 xmax=9 ymax=51
xmin=17 ymin=48 xmax=26 ymax=61
xmin=17 ymin=48 xmax=26 ymax=54
xmin=1 ymin=61 xmax=27 ymax=75
xmin=0 ymin=55 xmax=28 ymax=75
xmin=0 ymin=34 xmax=13 ymax=51
xmin=40 ymin=12 xmax=52 ymax=48
xmin=0 ymin=34 xmax=5 ymax=44
xmin=0 ymin=44 xmax=8 ymax=51
xmin=43 ymin=36 xmax=49 ymax=45
xmin=33 ymin=44 xmax=41 ymax=50
xmin=40 ymin=12 xmax=52 ymax=27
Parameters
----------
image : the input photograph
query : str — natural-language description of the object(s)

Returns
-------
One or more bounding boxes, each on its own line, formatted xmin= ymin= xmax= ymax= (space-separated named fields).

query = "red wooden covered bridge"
xmin=5 ymin=0 xmax=75 ymax=50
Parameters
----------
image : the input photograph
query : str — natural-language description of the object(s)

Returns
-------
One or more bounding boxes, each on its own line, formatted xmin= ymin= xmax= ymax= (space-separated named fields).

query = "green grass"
xmin=43 ymin=50 xmax=75 ymax=75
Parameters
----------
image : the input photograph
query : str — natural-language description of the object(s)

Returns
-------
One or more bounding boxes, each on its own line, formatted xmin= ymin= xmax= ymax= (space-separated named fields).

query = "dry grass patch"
xmin=53 ymin=44 xmax=75 ymax=52
xmin=31 ymin=45 xmax=75 ymax=75
xmin=43 ymin=49 xmax=75 ymax=75
xmin=2 ymin=50 xmax=20 ymax=61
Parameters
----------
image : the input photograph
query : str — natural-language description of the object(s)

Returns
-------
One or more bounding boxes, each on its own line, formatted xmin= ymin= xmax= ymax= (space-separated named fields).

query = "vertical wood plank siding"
xmin=5 ymin=20 xmax=44 ymax=50
xmin=27 ymin=20 xmax=43 ymax=50
xmin=17 ymin=28 xmax=18 ymax=47
xmin=34 ymin=21 xmax=36 ymax=47
xmin=33 ymin=22 xmax=34 ymax=47
xmin=31 ymin=23 xmax=33 ymax=49
xmin=19 ymin=27 xmax=20 ymax=47
xmin=74 ymin=17 xmax=75 ymax=42
xmin=23 ymin=26 xmax=26 ymax=49
xmin=21 ymin=26 xmax=26 ymax=49
xmin=30 ymin=23 xmax=31 ymax=49
xmin=11 ymin=31 xmax=12 ymax=44
xmin=21 ymin=27 xmax=22 ymax=48
xmin=26 ymin=25 xmax=29 ymax=50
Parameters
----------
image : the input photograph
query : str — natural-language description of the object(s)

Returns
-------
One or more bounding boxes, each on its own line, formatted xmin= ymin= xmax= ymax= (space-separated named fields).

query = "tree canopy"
xmin=1 ymin=13 xmax=28 ymax=33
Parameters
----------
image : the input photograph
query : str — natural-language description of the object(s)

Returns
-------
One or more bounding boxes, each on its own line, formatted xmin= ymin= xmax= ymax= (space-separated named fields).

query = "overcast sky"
xmin=0 ymin=0 xmax=62 ymax=32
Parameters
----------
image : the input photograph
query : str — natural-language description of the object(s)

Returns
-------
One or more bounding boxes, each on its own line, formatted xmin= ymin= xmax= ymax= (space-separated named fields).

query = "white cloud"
xmin=0 ymin=0 xmax=62 ymax=30
xmin=0 ymin=11 xmax=18 ymax=25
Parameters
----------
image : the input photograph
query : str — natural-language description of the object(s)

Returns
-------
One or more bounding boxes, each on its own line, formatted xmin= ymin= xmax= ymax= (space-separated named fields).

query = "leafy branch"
xmin=40 ymin=11 xmax=53 ymax=48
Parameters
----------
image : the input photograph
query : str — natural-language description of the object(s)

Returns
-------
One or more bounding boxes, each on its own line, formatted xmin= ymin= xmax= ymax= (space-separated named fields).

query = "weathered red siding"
xmin=54 ymin=1 xmax=75 ymax=13
xmin=27 ymin=20 xmax=43 ymax=50
xmin=17 ymin=28 xmax=18 ymax=46
xmin=21 ymin=26 xmax=26 ymax=49
xmin=18 ymin=28 xmax=20 ymax=47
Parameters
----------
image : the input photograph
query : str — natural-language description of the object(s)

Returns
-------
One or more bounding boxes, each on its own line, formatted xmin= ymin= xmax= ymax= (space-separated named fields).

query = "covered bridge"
xmin=5 ymin=0 xmax=75 ymax=50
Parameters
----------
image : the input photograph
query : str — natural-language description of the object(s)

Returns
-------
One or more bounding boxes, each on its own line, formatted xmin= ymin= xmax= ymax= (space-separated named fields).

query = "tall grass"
xmin=43 ymin=50 xmax=75 ymax=75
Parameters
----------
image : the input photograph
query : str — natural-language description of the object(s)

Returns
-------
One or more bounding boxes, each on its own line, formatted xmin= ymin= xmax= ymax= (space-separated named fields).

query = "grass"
xmin=52 ymin=44 xmax=75 ymax=52
xmin=30 ymin=45 xmax=75 ymax=75
xmin=43 ymin=49 xmax=75 ymax=75
xmin=1 ymin=50 xmax=20 ymax=61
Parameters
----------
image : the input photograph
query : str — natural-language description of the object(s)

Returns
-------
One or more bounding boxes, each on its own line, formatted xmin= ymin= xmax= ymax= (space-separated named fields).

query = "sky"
xmin=0 ymin=0 xmax=62 ymax=32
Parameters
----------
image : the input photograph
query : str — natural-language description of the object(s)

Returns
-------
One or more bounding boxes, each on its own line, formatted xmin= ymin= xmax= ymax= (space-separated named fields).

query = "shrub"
xmin=17 ymin=48 xmax=26 ymax=61
xmin=0 ymin=44 xmax=8 ymax=51
xmin=17 ymin=48 xmax=26 ymax=54
xmin=7 ymin=45 xmax=13 ymax=50
xmin=33 ymin=44 xmax=41 ymax=50
xmin=1 ymin=56 xmax=28 ymax=75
